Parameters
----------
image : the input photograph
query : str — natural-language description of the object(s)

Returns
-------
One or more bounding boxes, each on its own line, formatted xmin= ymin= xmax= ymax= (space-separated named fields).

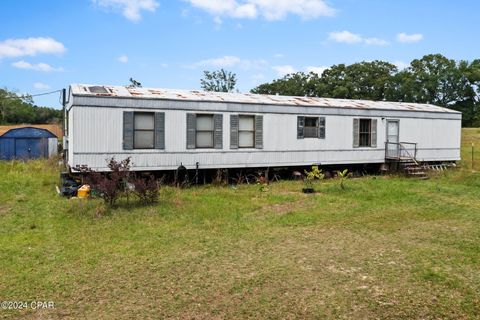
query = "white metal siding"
xmin=48 ymin=138 xmax=58 ymax=157
xmin=398 ymin=118 xmax=461 ymax=161
xmin=68 ymin=109 xmax=74 ymax=164
xmin=68 ymin=106 xmax=461 ymax=171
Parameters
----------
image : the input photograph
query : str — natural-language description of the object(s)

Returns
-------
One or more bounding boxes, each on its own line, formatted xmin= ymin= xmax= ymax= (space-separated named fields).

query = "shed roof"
xmin=70 ymin=84 xmax=460 ymax=114
xmin=0 ymin=124 xmax=62 ymax=138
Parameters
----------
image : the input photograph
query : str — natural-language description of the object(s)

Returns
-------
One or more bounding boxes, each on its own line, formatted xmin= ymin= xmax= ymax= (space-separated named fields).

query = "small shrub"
xmin=337 ymin=169 xmax=349 ymax=190
xmin=94 ymin=204 xmax=109 ymax=217
xmin=132 ymin=175 xmax=161 ymax=204
xmin=258 ymin=181 xmax=270 ymax=193
xmin=74 ymin=157 xmax=132 ymax=207
xmin=304 ymin=166 xmax=325 ymax=190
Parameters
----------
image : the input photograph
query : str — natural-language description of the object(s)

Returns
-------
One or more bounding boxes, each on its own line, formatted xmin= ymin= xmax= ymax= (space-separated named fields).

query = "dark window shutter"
xmin=186 ymin=113 xmax=196 ymax=149
xmin=123 ymin=111 xmax=134 ymax=150
xmin=230 ymin=114 xmax=239 ymax=149
xmin=353 ymin=118 xmax=360 ymax=148
xmin=319 ymin=117 xmax=326 ymax=139
xmin=154 ymin=112 xmax=165 ymax=149
xmin=255 ymin=115 xmax=263 ymax=149
xmin=371 ymin=119 xmax=377 ymax=148
xmin=297 ymin=116 xmax=305 ymax=139
xmin=214 ymin=114 xmax=223 ymax=149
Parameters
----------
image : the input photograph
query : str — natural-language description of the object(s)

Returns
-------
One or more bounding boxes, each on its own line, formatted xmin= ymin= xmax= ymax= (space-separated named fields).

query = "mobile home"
xmin=64 ymin=84 xmax=461 ymax=172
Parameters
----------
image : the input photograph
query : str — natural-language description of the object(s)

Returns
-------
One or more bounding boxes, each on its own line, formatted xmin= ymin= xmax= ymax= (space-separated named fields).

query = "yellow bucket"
xmin=77 ymin=185 xmax=91 ymax=198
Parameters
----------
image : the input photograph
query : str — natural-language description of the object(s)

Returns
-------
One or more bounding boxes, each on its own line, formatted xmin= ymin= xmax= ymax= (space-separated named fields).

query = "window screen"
xmin=196 ymin=114 xmax=214 ymax=148
xmin=239 ymin=115 xmax=255 ymax=148
xmin=359 ymin=119 xmax=372 ymax=147
xmin=304 ymin=117 xmax=319 ymax=138
xmin=134 ymin=112 xmax=155 ymax=149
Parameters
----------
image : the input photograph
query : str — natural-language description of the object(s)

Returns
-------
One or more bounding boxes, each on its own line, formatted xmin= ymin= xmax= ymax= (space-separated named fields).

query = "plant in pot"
xmin=302 ymin=166 xmax=324 ymax=193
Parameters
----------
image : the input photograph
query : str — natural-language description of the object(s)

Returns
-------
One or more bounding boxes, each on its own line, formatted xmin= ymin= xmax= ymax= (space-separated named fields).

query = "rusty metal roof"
xmin=0 ymin=124 xmax=62 ymax=137
xmin=70 ymin=84 xmax=460 ymax=114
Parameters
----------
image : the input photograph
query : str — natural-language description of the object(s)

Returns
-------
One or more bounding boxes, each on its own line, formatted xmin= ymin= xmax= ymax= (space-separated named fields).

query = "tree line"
xmin=2 ymin=53 xmax=479 ymax=126
xmin=0 ymin=88 xmax=62 ymax=125
xmin=249 ymin=54 xmax=480 ymax=127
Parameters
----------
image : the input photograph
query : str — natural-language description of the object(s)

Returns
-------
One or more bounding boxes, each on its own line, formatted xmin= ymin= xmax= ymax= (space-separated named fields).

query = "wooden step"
xmin=390 ymin=157 xmax=455 ymax=180
xmin=408 ymin=171 xmax=427 ymax=176
xmin=414 ymin=176 xmax=429 ymax=180
xmin=405 ymin=167 xmax=424 ymax=171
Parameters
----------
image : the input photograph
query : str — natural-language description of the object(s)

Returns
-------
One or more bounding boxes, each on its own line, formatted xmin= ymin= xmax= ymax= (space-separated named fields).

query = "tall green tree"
xmin=345 ymin=61 xmax=398 ymax=100
xmin=0 ymin=88 xmax=61 ymax=124
xmin=386 ymin=54 xmax=479 ymax=125
xmin=251 ymin=72 xmax=319 ymax=96
xmin=252 ymin=61 xmax=397 ymax=100
xmin=200 ymin=69 xmax=237 ymax=92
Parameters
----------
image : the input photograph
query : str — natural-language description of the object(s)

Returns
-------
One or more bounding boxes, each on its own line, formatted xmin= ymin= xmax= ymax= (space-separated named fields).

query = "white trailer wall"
xmin=68 ymin=106 xmax=461 ymax=171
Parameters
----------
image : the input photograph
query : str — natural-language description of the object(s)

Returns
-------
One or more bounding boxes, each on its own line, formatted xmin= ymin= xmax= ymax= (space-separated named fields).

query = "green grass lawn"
xmin=1 ymin=130 xmax=479 ymax=319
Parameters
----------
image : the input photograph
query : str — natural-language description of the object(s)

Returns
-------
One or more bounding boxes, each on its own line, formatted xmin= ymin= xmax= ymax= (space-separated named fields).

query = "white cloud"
xmin=393 ymin=60 xmax=409 ymax=70
xmin=328 ymin=30 xmax=389 ymax=46
xmin=364 ymin=37 xmax=389 ymax=46
xmin=397 ymin=32 xmax=424 ymax=43
xmin=12 ymin=60 xmax=63 ymax=72
xmin=93 ymin=0 xmax=159 ymax=22
xmin=185 ymin=0 xmax=335 ymax=21
xmin=189 ymin=55 xmax=267 ymax=69
xmin=274 ymin=53 xmax=284 ymax=58
xmin=197 ymin=55 xmax=242 ymax=68
xmin=251 ymin=73 xmax=266 ymax=84
xmin=34 ymin=82 xmax=51 ymax=90
xmin=117 ymin=55 xmax=128 ymax=63
xmin=306 ymin=65 xmax=328 ymax=75
xmin=186 ymin=0 xmax=256 ymax=19
xmin=272 ymin=65 xmax=296 ymax=76
xmin=328 ymin=30 xmax=363 ymax=44
xmin=0 ymin=37 xmax=66 ymax=59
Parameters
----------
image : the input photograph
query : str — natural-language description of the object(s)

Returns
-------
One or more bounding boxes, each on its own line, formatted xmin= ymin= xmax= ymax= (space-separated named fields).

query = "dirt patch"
xmin=0 ymin=204 xmax=11 ymax=215
xmin=262 ymin=197 xmax=317 ymax=215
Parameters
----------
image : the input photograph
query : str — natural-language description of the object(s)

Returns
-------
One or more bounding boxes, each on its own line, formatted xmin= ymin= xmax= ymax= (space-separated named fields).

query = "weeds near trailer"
xmin=73 ymin=157 xmax=164 ymax=208
xmin=132 ymin=174 xmax=163 ymax=205
xmin=213 ymin=169 xmax=229 ymax=186
xmin=75 ymin=157 xmax=132 ymax=207
xmin=258 ymin=180 xmax=270 ymax=194
xmin=337 ymin=169 xmax=350 ymax=190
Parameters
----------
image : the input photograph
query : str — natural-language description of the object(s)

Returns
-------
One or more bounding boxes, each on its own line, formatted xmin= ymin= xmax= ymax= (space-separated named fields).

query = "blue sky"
xmin=1 ymin=0 xmax=479 ymax=109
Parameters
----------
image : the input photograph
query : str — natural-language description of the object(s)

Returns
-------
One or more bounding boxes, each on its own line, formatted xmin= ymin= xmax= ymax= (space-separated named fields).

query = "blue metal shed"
xmin=0 ymin=127 xmax=57 ymax=160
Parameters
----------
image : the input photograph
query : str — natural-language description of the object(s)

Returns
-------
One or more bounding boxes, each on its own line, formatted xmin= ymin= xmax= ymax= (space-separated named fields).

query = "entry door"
xmin=386 ymin=120 xmax=399 ymax=158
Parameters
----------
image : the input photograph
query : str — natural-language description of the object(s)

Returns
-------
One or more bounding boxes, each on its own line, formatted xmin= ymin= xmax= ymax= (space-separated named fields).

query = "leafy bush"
xmin=304 ymin=166 xmax=325 ymax=190
xmin=74 ymin=157 xmax=132 ymax=207
xmin=337 ymin=169 xmax=349 ymax=190
xmin=132 ymin=175 xmax=161 ymax=204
